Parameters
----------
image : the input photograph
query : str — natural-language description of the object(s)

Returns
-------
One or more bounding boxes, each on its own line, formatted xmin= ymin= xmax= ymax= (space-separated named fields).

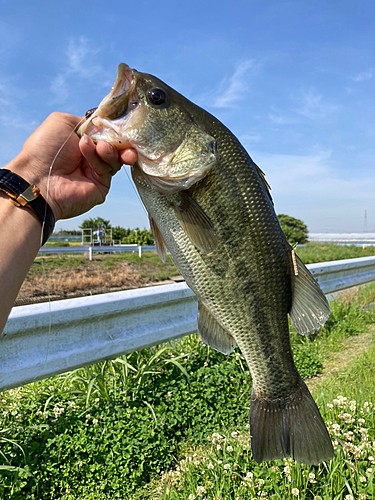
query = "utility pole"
xmin=364 ymin=209 xmax=368 ymax=233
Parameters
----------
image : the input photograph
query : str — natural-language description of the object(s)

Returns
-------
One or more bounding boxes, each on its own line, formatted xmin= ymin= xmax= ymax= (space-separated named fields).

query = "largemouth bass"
xmin=78 ymin=64 xmax=334 ymax=464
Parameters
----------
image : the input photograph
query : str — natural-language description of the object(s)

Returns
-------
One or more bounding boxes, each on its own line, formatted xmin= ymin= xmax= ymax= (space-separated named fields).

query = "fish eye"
xmin=147 ymin=88 xmax=167 ymax=106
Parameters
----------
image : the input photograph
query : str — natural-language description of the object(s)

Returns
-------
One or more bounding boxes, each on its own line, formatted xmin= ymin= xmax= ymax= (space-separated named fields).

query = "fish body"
xmin=78 ymin=64 xmax=334 ymax=464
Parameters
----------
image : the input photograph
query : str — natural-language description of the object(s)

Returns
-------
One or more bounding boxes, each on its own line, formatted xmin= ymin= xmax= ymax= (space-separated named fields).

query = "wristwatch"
xmin=0 ymin=169 xmax=55 ymax=246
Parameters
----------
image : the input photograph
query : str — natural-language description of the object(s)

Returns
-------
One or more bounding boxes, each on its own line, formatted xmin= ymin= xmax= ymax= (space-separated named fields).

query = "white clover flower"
xmin=358 ymin=418 xmax=366 ymax=425
xmin=217 ymin=444 xmax=222 ymax=450
xmin=359 ymin=476 xmax=366 ymax=483
xmin=246 ymin=471 xmax=253 ymax=479
xmin=258 ymin=478 xmax=265 ymax=487
xmin=188 ymin=495 xmax=196 ymax=500
xmin=366 ymin=467 xmax=373 ymax=477
xmin=231 ymin=431 xmax=238 ymax=438
xmin=309 ymin=472 xmax=316 ymax=483
xmin=196 ymin=485 xmax=205 ymax=496
xmin=327 ymin=403 xmax=333 ymax=410
xmin=92 ymin=419 xmax=98 ymax=425
xmin=224 ymin=463 xmax=231 ymax=471
xmin=226 ymin=446 xmax=233 ymax=452
xmin=78 ymin=461 xmax=83 ymax=468
xmin=291 ymin=488 xmax=299 ymax=497
xmin=345 ymin=495 xmax=354 ymax=500
xmin=314 ymin=496 xmax=323 ymax=500
xmin=207 ymin=462 xmax=214 ymax=470
xmin=85 ymin=414 xmax=90 ymax=419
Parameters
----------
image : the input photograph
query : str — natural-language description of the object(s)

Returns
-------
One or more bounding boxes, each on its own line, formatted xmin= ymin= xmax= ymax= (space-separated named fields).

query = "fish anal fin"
xmin=197 ymin=301 xmax=236 ymax=355
xmin=172 ymin=191 xmax=218 ymax=254
xmin=289 ymin=251 xmax=330 ymax=335
xmin=149 ymin=215 xmax=167 ymax=263
xmin=250 ymin=379 xmax=334 ymax=465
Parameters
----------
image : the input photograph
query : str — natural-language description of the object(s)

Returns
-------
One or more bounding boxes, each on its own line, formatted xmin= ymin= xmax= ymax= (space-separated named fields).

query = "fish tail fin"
xmin=250 ymin=379 xmax=334 ymax=465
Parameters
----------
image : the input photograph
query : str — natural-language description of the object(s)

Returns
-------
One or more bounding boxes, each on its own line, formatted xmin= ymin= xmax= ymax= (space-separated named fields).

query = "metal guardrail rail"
xmin=38 ymin=245 xmax=157 ymax=259
xmin=2 ymin=256 xmax=375 ymax=391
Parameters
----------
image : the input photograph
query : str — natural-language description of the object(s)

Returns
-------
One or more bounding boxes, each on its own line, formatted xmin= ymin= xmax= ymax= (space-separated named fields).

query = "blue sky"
xmin=1 ymin=0 xmax=374 ymax=233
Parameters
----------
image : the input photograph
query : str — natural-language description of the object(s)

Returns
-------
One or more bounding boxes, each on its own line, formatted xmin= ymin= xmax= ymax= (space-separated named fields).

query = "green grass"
xmin=297 ymin=242 xmax=375 ymax=265
xmin=1 ymin=284 xmax=375 ymax=499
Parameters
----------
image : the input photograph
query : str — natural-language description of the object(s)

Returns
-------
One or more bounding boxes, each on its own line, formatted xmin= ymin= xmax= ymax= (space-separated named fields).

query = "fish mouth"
xmin=77 ymin=63 xmax=138 ymax=144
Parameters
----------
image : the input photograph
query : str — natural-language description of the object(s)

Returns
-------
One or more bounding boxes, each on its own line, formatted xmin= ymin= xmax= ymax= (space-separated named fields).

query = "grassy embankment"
xmin=17 ymin=243 xmax=375 ymax=304
xmin=1 ymin=270 xmax=375 ymax=498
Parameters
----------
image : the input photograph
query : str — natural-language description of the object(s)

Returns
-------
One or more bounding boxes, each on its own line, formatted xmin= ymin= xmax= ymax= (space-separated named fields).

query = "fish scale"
xmin=78 ymin=63 xmax=333 ymax=465
xmin=133 ymin=120 xmax=298 ymax=400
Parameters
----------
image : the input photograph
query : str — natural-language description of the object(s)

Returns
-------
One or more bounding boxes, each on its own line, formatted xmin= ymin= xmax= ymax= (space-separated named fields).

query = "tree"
xmin=277 ymin=214 xmax=309 ymax=245
xmin=79 ymin=217 xmax=111 ymax=230
xmin=122 ymin=228 xmax=154 ymax=245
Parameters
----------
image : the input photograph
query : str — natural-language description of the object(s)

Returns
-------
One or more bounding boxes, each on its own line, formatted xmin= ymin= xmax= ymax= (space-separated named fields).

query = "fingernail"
xmin=83 ymin=134 xmax=95 ymax=148
xmin=106 ymin=142 xmax=114 ymax=156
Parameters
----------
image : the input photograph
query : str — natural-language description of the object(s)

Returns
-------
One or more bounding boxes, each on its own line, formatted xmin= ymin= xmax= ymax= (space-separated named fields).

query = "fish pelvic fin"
xmin=172 ymin=191 xmax=218 ymax=254
xmin=149 ymin=215 xmax=168 ymax=263
xmin=250 ymin=379 xmax=334 ymax=465
xmin=198 ymin=301 xmax=236 ymax=355
xmin=289 ymin=250 xmax=330 ymax=335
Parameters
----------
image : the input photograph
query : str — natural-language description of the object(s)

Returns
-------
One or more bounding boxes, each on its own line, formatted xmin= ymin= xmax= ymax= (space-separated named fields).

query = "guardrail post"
xmin=88 ymin=247 xmax=92 ymax=261
xmin=138 ymin=246 xmax=142 ymax=258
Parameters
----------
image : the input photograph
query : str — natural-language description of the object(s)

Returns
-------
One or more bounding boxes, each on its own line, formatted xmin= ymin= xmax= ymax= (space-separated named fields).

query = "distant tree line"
xmin=54 ymin=214 xmax=308 ymax=246
xmin=79 ymin=217 xmax=154 ymax=245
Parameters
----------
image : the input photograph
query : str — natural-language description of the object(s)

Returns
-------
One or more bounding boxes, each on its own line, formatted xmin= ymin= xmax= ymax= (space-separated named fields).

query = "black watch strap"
xmin=0 ymin=169 xmax=55 ymax=246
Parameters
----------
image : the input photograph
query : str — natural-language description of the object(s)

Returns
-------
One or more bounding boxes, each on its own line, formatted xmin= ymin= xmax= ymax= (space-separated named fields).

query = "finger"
xmin=80 ymin=135 xmax=113 ymax=176
xmin=95 ymin=140 xmax=122 ymax=174
xmin=120 ymin=148 xmax=138 ymax=166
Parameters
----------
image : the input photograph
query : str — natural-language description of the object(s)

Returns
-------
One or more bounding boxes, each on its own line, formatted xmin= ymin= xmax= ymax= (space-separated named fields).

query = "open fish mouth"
xmin=77 ymin=63 xmax=139 ymax=147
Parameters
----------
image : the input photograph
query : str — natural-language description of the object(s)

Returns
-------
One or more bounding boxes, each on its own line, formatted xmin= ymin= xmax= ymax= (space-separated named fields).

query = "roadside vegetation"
xmin=2 ymin=282 xmax=375 ymax=499
xmin=16 ymin=243 xmax=375 ymax=305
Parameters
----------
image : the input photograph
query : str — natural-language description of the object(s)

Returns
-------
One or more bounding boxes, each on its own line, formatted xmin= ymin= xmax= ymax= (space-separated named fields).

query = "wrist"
xmin=0 ymin=168 xmax=55 ymax=245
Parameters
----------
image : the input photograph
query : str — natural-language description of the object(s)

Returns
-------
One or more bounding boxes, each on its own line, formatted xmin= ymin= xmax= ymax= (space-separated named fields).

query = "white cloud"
xmin=66 ymin=36 xmax=101 ymax=78
xmin=211 ymin=60 xmax=255 ymax=109
xmin=252 ymin=150 xmax=375 ymax=232
xmin=294 ymin=88 xmax=338 ymax=119
xmin=268 ymin=113 xmax=299 ymax=125
xmin=349 ymin=69 xmax=373 ymax=82
xmin=50 ymin=37 xmax=107 ymax=104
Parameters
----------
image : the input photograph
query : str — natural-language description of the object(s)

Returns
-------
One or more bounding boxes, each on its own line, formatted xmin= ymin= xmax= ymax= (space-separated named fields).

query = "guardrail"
xmin=1 ymin=256 xmax=375 ymax=392
xmin=38 ymin=245 xmax=157 ymax=259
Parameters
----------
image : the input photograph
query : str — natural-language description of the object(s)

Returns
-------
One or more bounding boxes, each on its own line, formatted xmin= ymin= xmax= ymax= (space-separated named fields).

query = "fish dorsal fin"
xmin=253 ymin=162 xmax=273 ymax=205
xmin=149 ymin=215 xmax=168 ymax=263
xmin=289 ymin=250 xmax=330 ymax=335
xmin=198 ymin=301 xmax=236 ymax=355
xmin=172 ymin=191 xmax=218 ymax=254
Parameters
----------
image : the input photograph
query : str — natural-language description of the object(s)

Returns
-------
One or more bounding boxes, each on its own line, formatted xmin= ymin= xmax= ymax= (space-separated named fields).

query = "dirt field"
xmin=15 ymin=252 xmax=180 ymax=305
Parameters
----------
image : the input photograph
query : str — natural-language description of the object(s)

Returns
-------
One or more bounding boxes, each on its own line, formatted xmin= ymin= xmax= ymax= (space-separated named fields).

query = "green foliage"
xmin=160 ymin=396 xmax=375 ymax=499
xmin=121 ymin=227 xmax=154 ymax=245
xmin=297 ymin=242 xmax=375 ymax=264
xmin=1 ymin=287 xmax=375 ymax=498
xmin=278 ymin=214 xmax=309 ymax=245
xmin=79 ymin=217 xmax=111 ymax=230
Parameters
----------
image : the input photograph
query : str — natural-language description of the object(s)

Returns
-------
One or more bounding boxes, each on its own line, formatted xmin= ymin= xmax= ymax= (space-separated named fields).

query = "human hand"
xmin=6 ymin=112 xmax=138 ymax=221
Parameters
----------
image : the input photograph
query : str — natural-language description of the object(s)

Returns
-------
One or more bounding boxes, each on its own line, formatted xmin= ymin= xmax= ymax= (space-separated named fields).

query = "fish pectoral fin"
xmin=149 ymin=215 xmax=168 ymax=263
xmin=172 ymin=191 xmax=218 ymax=254
xmin=289 ymin=250 xmax=330 ymax=335
xmin=197 ymin=301 xmax=236 ymax=355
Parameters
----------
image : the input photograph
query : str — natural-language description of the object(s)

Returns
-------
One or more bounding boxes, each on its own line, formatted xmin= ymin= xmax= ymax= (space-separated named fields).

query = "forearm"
xmin=0 ymin=191 xmax=41 ymax=332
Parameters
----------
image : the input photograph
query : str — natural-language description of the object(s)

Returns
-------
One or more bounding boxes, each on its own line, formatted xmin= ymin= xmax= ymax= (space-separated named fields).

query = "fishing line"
xmin=41 ymin=117 xmax=86 ymax=364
